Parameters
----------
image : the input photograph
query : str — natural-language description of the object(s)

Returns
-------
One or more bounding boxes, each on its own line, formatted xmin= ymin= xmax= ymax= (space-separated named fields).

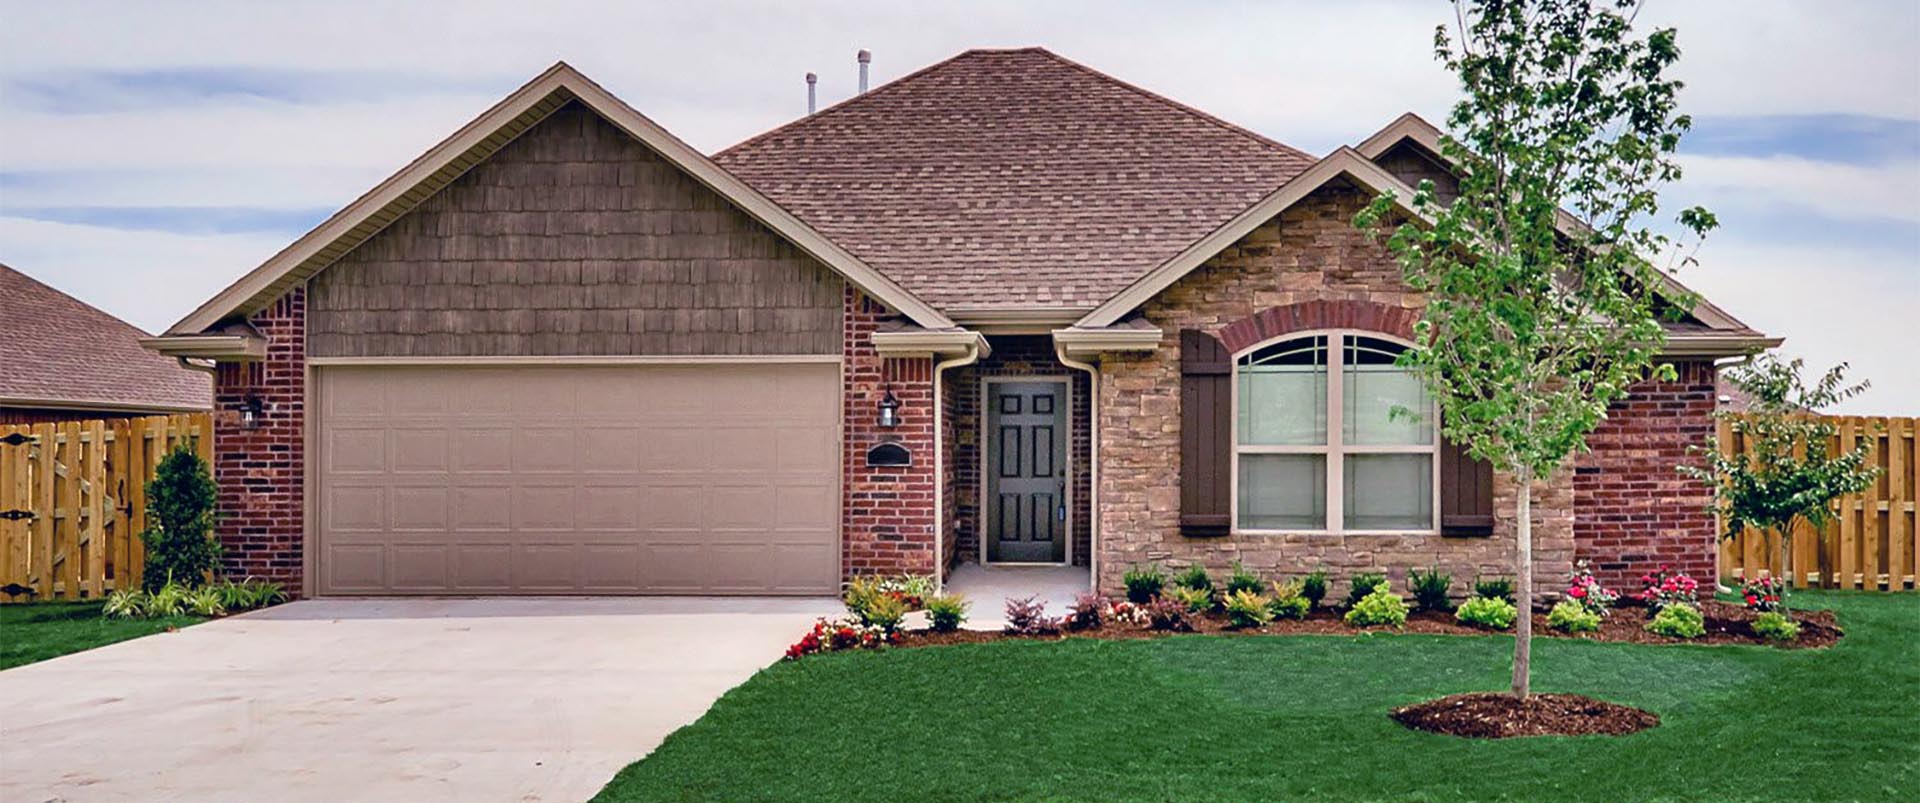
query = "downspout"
xmin=175 ymin=356 xmax=217 ymax=377
xmin=932 ymin=338 xmax=983 ymax=593
xmin=1055 ymin=342 xmax=1099 ymax=594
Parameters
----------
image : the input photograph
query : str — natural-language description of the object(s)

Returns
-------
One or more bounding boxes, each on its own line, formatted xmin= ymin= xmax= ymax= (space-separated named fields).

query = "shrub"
xmin=1065 ymin=592 xmax=1108 ymax=631
xmin=1123 ymin=563 xmax=1166 ymax=603
xmin=1144 ymin=597 xmax=1192 ymax=632
xmin=1740 ymin=575 xmax=1785 ymax=612
xmin=1225 ymin=562 xmax=1266 ymax=597
xmin=1300 ymin=570 xmax=1328 ymax=608
xmin=186 ymin=586 xmax=227 ymax=617
xmin=1473 ymin=575 xmax=1515 ymax=603
xmin=843 ymin=575 xmax=885 ymax=622
xmin=1645 ymin=603 xmax=1706 ymax=639
xmin=1167 ymin=585 xmax=1213 ymax=614
xmin=1563 ymin=560 xmax=1619 ymax=616
xmin=877 ymin=574 xmax=935 ymax=609
xmin=1546 ymin=600 xmax=1602 ymax=633
xmin=861 ymin=593 xmax=909 ymax=633
xmin=1454 ymin=595 xmax=1517 ymax=630
xmin=924 ymin=593 xmax=969 ymax=632
xmin=1752 ymin=611 xmax=1800 ymax=642
xmin=142 ymin=580 xmax=190 ymax=617
xmin=1223 ymin=590 xmax=1275 ymax=629
xmin=1346 ymin=572 xmax=1387 ymax=608
xmin=1408 ymin=567 xmax=1453 ymax=612
xmin=1267 ymin=580 xmax=1311 ymax=620
xmin=1635 ymin=565 xmax=1700 ymax=611
xmin=140 ymin=446 xmax=220 ymax=592
xmin=1003 ymin=596 xmax=1060 ymax=635
xmin=1344 ymin=585 xmax=1408 ymax=628
xmin=102 ymin=589 xmax=146 ymax=619
xmin=1172 ymin=564 xmax=1213 ymax=593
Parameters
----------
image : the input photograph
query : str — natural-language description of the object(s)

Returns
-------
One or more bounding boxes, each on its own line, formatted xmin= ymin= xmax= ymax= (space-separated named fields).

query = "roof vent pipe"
xmin=806 ymin=72 xmax=818 ymax=114
xmin=857 ymin=49 xmax=871 ymax=94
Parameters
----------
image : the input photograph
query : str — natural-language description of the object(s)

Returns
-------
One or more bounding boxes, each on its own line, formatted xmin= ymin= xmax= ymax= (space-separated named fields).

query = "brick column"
xmin=1574 ymin=361 xmax=1719 ymax=590
xmin=212 ymin=288 xmax=307 ymax=595
xmin=841 ymin=288 xmax=937 ymax=578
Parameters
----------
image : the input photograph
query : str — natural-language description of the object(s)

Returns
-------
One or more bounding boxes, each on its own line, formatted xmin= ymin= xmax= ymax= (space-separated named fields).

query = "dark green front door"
xmin=986 ymin=381 xmax=1069 ymax=563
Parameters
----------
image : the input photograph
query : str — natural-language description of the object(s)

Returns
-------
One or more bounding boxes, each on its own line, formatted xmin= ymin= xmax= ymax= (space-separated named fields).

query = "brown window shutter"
xmin=1179 ymin=329 xmax=1231 ymax=536
xmin=1439 ymin=433 xmax=1494 ymax=536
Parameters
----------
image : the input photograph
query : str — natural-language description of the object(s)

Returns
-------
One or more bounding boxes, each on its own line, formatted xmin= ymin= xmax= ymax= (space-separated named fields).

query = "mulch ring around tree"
xmin=1390 ymin=692 xmax=1660 ymax=738
xmin=896 ymin=599 xmax=1840 ymax=650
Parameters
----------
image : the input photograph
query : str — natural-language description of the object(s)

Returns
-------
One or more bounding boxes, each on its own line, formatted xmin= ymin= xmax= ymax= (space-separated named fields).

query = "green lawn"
xmin=596 ymin=590 xmax=1918 ymax=802
xmin=0 ymin=601 xmax=202 ymax=671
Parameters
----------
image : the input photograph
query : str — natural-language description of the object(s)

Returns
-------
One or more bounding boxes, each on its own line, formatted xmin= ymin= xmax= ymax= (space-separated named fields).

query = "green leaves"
xmin=1354 ymin=0 xmax=1710 ymax=479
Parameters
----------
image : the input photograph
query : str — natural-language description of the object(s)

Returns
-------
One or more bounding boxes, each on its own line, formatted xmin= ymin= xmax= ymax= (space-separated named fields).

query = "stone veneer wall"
xmin=1096 ymin=182 xmax=1576 ymax=600
xmin=947 ymin=336 xmax=1093 ymax=567
xmin=212 ymin=288 xmax=308 ymax=594
xmin=842 ymin=287 xmax=939 ymax=577
xmin=1572 ymin=360 xmax=1719 ymax=590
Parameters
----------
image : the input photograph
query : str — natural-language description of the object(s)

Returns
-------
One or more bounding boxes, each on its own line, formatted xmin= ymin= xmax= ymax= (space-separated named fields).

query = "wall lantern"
xmin=878 ymin=388 xmax=901 ymax=428
xmin=238 ymin=394 xmax=267 ymax=429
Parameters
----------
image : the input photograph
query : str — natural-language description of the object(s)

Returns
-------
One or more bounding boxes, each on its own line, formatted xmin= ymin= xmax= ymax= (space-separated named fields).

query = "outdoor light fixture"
xmin=878 ymin=388 xmax=901 ymax=428
xmin=239 ymin=394 xmax=266 ymax=429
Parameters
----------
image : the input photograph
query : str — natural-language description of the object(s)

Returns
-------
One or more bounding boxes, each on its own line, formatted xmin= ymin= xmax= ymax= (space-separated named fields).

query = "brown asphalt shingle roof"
xmin=0 ymin=263 xmax=211 ymax=412
xmin=713 ymin=48 xmax=1318 ymax=313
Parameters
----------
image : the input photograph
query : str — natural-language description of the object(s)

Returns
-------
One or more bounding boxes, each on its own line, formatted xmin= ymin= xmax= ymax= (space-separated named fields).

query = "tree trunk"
xmin=1512 ymin=464 xmax=1533 ymax=700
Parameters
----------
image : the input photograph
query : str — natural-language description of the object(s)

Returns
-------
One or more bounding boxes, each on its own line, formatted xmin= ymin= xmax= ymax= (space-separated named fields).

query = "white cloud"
xmin=0 ymin=217 xmax=287 ymax=333
xmin=1679 ymin=155 xmax=1920 ymax=224
xmin=1686 ymin=240 xmax=1920 ymax=416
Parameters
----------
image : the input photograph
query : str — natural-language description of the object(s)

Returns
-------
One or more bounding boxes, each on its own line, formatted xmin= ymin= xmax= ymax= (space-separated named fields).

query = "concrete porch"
xmin=943 ymin=563 xmax=1091 ymax=629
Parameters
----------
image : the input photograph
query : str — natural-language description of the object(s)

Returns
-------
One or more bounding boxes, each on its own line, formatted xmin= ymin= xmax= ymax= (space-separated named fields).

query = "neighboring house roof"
xmin=0 ymin=263 xmax=211 ymax=412
xmin=713 ymin=47 xmax=1318 ymax=315
xmin=157 ymin=61 xmax=954 ymax=344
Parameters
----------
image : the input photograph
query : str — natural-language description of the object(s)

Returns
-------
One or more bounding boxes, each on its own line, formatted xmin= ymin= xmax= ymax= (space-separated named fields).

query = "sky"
xmin=2 ymin=0 xmax=1915 ymax=414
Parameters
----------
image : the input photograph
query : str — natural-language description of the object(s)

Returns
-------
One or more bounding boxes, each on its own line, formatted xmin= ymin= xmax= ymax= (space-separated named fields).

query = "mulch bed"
xmin=1390 ymin=692 xmax=1660 ymax=738
xmin=896 ymin=598 xmax=1840 ymax=650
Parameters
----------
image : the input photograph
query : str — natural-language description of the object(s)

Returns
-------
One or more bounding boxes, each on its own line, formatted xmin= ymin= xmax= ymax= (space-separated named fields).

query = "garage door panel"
xmin=318 ymin=363 xmax=839 ymax=595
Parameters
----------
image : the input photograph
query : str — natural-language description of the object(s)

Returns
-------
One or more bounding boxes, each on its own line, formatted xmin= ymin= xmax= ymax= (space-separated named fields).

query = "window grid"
xmin=1231 ymin=331 xmax=1439 ymax=535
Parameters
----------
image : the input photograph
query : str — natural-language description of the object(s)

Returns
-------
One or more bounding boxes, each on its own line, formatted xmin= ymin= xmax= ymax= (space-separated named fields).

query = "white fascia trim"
xmin=1050 ymin=326 xmax=1165 ymax=358
xmin=1077 ymin=148 xmax=1425 ymax=329
xmin=1658 ymin=334 xmax=1784 ymax=358
xmin=0 ymin=396 xmax=210 ymax=415
xmin=139 ymin=334 xmax=268 ymax=360
xmin=871 ymin=329 xmax=991 ymax=358
xmin=306 ymin=354 xmax=843 ymax=366
xmin=166 ymin=62 xmax=952 ymax=337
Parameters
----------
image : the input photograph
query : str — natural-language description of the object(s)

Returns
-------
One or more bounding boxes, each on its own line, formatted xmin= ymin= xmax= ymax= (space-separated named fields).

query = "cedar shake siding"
xmin=1096 ymin=182 xmax=1577 ymax=600
xmin=309 ymin=101 xmax=844 ymax=358
xmin=1372 ymin=141 xmax=1460 ymax=205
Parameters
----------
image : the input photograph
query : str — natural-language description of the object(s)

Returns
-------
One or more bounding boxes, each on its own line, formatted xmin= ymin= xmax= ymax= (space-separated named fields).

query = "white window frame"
xmin=1229 ymin=329 xmax=1440 ymax=536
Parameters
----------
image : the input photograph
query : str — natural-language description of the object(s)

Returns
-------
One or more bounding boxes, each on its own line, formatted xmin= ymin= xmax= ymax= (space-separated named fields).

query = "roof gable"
xmin=713 ymin=47 xmax=1318 ymax=314
xmin=1 ymin=263 xmax=211 ymax=411
xmin=163 ymin=62 xmax=951 ymax=337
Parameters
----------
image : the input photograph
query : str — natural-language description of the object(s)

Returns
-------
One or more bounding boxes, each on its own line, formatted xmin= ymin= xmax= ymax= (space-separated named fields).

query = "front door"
xmin=985 ymin=380 xmax=1069 ymax=563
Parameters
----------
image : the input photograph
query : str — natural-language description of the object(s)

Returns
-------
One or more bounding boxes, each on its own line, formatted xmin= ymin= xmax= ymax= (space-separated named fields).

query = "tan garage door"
xmin=314 ymin=363 xmax=840 ymax=595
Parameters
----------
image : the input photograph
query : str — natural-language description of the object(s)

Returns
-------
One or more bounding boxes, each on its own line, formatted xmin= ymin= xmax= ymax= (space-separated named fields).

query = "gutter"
xmin=931 ymin=339 xmax=983 ymax=592
xmin=1054 ymin=340 xmax=1101 ymax=595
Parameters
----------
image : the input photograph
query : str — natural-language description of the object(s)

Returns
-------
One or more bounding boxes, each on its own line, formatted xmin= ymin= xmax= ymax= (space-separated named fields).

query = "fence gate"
xmin=0 ymin=413 xmax=212 ymax=603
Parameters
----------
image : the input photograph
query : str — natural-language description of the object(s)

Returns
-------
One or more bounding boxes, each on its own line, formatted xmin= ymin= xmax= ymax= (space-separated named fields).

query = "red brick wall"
xmin=212 ymin=288 xmax=307 ymax=595
xmin=948 ymin=335 xmax=1093 ymax=567
xmin=1573 ymin=361 xmax=1720 ymax=590
xmin=841 ymin=287 xmax=938 ymax=578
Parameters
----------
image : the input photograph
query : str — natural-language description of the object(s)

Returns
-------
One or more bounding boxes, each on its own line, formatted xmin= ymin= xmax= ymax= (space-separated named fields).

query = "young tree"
xmin=140 ymin=444 xmax=220 ymax=591
xmin=1355 ymin=0 xmax=1715 ymax=699
xmin=1682 ymin=354 xmax=1879 ymax=613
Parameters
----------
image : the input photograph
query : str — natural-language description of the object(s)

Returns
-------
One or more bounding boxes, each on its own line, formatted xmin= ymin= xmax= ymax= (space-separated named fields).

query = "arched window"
xmin=1233 ymin=332 xmax=1438 ymax=533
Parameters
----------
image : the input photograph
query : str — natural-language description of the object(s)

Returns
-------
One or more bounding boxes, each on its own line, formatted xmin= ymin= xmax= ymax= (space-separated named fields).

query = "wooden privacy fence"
xmin=1718 ymin=415 xmax=1919 ymax=590
xmin=0 ymin=413 xmax=212 ymax=603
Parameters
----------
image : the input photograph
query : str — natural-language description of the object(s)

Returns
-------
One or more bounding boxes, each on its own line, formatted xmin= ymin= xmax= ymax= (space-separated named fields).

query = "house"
xmin=145 ymin=49 xmax=1776 ymax=599
xmin=1 ymin=262 xmax=211 ymax=424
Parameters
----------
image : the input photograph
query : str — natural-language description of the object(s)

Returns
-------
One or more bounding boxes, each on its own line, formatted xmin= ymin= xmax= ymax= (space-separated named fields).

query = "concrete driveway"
xmin=0 ymin=597 xmax=839 ymax=803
